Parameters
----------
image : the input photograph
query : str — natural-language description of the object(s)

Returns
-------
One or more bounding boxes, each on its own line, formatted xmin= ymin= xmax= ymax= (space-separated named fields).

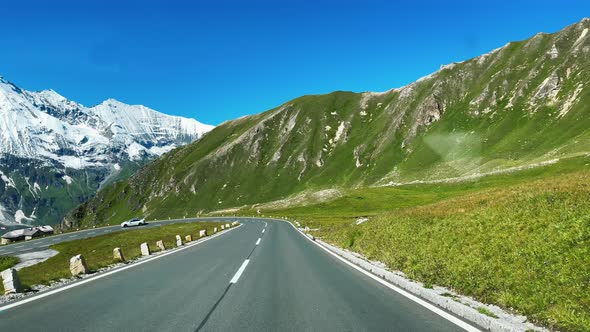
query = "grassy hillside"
xmin=261 ymin=155 xmax=590 ymax=331
xmin=66 ymin=19 xmax=590 ymax=228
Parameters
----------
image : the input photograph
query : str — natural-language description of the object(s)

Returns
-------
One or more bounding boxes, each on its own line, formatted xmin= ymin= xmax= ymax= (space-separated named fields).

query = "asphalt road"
xmin=0 ymin=218 xmax=475 ymax=331
xmin=0 ymin=217 xmax=240 ymax=257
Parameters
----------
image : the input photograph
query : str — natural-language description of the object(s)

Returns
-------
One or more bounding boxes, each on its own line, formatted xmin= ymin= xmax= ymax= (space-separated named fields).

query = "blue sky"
xmin=0 ymin=0 xmax=588 ymax=125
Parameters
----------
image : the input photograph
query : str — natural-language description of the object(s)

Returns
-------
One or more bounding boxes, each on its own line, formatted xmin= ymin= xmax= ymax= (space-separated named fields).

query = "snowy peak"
xmin=0 ymin=75 xmax=214 ymax=167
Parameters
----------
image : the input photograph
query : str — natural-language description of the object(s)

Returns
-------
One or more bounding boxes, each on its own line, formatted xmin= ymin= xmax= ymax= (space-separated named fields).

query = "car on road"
xmin=121 ymin=218 xmax=146 ymax=228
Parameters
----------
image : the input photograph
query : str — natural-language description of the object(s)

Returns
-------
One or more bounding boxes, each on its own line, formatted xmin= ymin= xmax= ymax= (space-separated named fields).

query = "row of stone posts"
xmin=2 ymin=223 xmax=239 ymax=295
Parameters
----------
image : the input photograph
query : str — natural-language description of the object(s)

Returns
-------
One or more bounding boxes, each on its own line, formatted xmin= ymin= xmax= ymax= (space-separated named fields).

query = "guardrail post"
xmin=156 ymin=240 xmax=166 ymax=251
xmin=70 ymin=254 xmax=88 ymax=276
xmin=113 ymin=247 xmax=125 ymax=262
xmin=1 ymin=268 xmax=23 ymax=294
xmin=199 ymin=230 xmax=207 ymax=238
xmin=140 ymin=243 xmax=151 ymax=256
xmin=176 ymin=235 xmax=183 ymax=247
xmin=185 ymin=235 xmax=192 ymax=243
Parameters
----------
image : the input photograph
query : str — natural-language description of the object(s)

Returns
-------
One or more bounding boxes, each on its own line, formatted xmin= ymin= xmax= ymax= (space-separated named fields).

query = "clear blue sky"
xmin=0 ymin=0 xmax=588 ymax=125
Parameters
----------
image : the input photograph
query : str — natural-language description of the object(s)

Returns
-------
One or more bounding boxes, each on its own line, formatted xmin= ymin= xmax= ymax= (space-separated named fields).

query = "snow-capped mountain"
xmin=0 ymin=75 xmax=214 ymax=226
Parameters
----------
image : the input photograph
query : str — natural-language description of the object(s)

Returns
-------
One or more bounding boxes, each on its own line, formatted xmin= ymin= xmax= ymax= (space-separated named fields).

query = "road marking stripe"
xmin=230 ymin=259 xmax=250 ymax=284
xmin=255 ymin=238 xmax=261 ymax=245
xmin=286 ymin=220 xmax=481 ymax=332
xmin=0 ymin=225 xmax=241 ymax=312
xmin=262 ymin=229 xmax=265 ymax=233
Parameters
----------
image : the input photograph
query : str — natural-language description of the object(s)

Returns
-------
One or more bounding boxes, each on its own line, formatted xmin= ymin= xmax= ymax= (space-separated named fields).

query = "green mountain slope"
xmin=66 ymin=18 xmax=590 ymax=227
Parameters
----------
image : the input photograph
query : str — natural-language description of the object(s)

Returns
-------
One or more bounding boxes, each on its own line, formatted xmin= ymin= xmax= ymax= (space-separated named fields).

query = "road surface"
xmin=0 ymin=218 xmax=476 ymax=331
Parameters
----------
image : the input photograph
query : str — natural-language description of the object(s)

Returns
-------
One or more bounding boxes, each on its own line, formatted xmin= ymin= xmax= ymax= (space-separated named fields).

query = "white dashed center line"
xmin=256 ymin=238 xmax=261 ymax=245
xmin=262 ymin=229 xmax=265 ymax=233
xmin=230 ymin=259 xmax=250 ymax=284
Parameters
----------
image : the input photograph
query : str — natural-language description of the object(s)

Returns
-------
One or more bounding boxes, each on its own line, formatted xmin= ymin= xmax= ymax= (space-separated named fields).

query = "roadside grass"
xmin=260 ymin=156 xmax=590 ymax=331
xmin=478 ymin=307 xmax=499 ymax=319
xmin=0 ymin=256 xmax=19 ymax=272
xmin=13 ymin=222 xmax=228 ymax=292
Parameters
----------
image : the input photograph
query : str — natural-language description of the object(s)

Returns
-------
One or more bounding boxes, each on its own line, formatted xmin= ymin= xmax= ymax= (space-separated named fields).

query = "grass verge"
xmin=0 ymin=256 xmax=19 ymax=272
xmin=9 ymin=221 xmax=229 ymax=293
xmin=257 ymin=156 xmax=590 ymax=331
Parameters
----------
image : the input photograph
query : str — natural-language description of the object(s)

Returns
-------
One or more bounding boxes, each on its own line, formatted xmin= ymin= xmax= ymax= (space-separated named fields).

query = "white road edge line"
xmin=285 ymin=220 xmax=481 ymax=332
xmin=230 ymin=259 xmax=250 ymax=284
xmin=255 ymin=238 xmax=261 ymax=245
xmin=0 ymin=225 xmax=241 ymax=312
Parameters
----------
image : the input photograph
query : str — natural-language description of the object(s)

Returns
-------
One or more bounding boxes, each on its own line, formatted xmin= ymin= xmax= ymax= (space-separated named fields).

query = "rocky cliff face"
xmin=0 ymin=77 xmax=214 ymax=226
xmin=68 ymin=19 xmax=590 ymax=227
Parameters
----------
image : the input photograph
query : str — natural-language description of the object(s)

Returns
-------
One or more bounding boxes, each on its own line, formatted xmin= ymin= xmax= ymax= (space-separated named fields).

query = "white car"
xmin=121 ymin=218 xmax=146 ymax=228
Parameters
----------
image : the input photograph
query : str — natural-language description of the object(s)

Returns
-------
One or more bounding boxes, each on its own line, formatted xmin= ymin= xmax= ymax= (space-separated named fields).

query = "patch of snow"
xmin=62 ymin=175 xmax=73 ymax=185
xmin=325 ymin=125 xmax=332 ymax=131
xmin=330 ymin=111 xmax=337 ymax=116
xmin=127 ymin=142 xmax=147 ymax=160
xmin=13 ymin=249 xmax=59 ymax=270
xmin=113 ymin=163 xmax=121 ymax=171
xmin=0 ymin=170 xmax=16 ymax=188
xmin=14 ymin=209 xmax=34 ymax=224
xmin=33 ymin=182 xmax=41 ymax=194
xmin=24 ymin=177 xmax=36 ymax=198
xmin=360 ymin=110 xmax=367 ymax=116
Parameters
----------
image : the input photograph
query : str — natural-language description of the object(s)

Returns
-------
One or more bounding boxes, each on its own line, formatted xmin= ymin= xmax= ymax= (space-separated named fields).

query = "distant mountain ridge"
xmin=68 ymin=18 xmax=590 ymax=227
xmin=0 ymin=76 xmax=214 ymax=226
